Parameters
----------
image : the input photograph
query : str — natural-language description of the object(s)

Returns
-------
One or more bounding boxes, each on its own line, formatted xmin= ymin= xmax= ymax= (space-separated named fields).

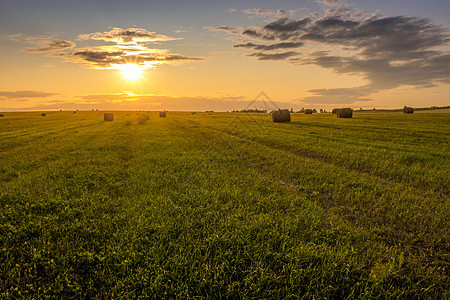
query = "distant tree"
xmin=313 ymin=109 xmax=317 ymax=113
xmin=320 ymin=109 xmax=323 ymax=113
xmin=239 ymin=108 xmax=267 ymax=113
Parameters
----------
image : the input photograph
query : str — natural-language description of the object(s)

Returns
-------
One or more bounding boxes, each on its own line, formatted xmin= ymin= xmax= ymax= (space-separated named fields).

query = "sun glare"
xmin=118 ymin=64 xmax=143 ymax=80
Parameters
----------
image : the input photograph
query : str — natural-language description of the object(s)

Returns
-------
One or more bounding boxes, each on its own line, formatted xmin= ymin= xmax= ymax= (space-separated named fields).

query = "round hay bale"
xmin=304 ymin=109 xmax=313 ymax=114
xmin=159 ymin=111 xmax=167 ymax=118
xmin=41 ymin=113 xmax=46 ymax=117
xmin=271 ymin=109 xmax=291 ymax=123
xmin=332 ymin=108 xmax=340 ymax=114
xmin=403 ymin=106 xmax=414 ymax=114
xmin=0 ymin=114 xmax=4 ymax=117
xmin=104 ymin=113 xmax=114 ymax=121
xmin=337 ymin=108 xmax=353 ymax=118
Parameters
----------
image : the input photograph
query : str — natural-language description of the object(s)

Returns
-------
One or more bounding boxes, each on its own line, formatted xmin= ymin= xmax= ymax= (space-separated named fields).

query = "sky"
xmin=1 ymin=0 xmax=449 ymax=111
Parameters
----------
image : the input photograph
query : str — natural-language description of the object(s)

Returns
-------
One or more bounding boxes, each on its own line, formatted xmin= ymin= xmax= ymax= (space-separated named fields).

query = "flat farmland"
xmin=0 ymin=111 xmax=449 ymax=298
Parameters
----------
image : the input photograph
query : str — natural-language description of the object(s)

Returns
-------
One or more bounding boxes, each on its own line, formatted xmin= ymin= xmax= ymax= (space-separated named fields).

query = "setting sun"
xmin=117 ymin=63 xmax=143 ymax=80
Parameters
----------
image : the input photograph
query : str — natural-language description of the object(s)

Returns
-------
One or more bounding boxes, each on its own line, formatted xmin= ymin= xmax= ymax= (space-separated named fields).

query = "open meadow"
xmin=0 ymin=111 xmax=449 ymax=298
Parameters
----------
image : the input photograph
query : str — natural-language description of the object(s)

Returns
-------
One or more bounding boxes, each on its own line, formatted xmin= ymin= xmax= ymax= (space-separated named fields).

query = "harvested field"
xmin=0 ymin=111 xmax=449 ymax=298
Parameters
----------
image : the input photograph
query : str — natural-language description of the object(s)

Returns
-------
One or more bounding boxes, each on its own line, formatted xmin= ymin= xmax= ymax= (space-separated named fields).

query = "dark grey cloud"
xmin=241 ymin=29 xmax=275 ymax=40
xmin=78 ymin=27 xmax=179 ymax=44
xmin=25 ymin=39 xmax=75 ymax=53
xmin=70 ymin=49 xmax=124 ymax=67
xmin=221 ymin=11 xmax=450 ymax=104
xmin=263 ymin=17 xmax=312 ymax=35
xmin=55 ymin=47 xmax=203 ymax=69
xmin=208 ymin=26 xmax=238 ymax=34
xmin=299 ymin=51 xmax=450 ymax=104
xmin=234 ymin=42 xmax=303 ymax=51
xmin=248 ymin=51 xmax=299 ymax=60
xmin=248 ymin=15 xmax=448 ymax=57
xmin=0 ymin=90 xmax=58 ymax=99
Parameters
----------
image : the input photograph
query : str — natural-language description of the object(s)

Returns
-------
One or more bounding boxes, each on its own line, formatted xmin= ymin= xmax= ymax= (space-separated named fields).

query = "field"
xmin=416 ymin=108 xmax=450 ymax=114
xmin=0 ymin=111 xmax=449 ymax=298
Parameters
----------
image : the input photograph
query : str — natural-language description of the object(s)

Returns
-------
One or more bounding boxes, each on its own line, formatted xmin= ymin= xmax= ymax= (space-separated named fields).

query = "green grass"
xmin=0 ymin=111 xmax=449 ymax=298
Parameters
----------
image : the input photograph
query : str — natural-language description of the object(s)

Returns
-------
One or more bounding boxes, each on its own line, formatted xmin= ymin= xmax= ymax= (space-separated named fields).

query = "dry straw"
xmin=403 ymin=106 xmax=414 ymax=114
xmin=337 ymin=108 xmax=353 ymax=118
xmin=304 ymin=109 xmax=313 ymax=114
xmin=159 ymin=111 xmax=167 ymax=118
xmin=104 ymin=113 xmax=114 ymax=121
xmin=271 ymin=109 xmax=291 ymax=123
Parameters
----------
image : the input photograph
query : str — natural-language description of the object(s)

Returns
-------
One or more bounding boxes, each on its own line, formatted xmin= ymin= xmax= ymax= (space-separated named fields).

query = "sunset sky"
xmin=1 ymin=0 xmax=449 ymax=111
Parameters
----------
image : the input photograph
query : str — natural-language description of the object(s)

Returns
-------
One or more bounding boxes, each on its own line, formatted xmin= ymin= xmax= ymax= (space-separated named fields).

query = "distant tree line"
xmin=232 ymin=108 xmax=268 ymax=113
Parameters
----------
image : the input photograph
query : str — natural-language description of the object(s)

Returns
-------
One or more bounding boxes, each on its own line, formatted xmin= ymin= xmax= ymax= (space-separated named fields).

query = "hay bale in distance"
xmin=104 ymin=113 xmax=114 ymax=121
xmin=0 ymin=114 xmax=4 ymax=117
xmin=159 ymin=111 xmax=167 ymax=118
xmin=337 ymin=108 xmax=353 ymax=118
xmin=403 ymin=106 xmax=414 ymax=114
xmin=41 ymin=113 xmax=46 ymax=117
xmin=332 ymin=108 xmax=340 ymax=114
xmin=271 ymin=109 xmax=291 ymax=123
xmin=304 ymin=109 xmax=313 ymax=114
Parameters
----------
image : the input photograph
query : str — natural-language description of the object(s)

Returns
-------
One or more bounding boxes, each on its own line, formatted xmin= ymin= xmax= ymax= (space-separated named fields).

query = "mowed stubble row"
xmin=0 ymin=111 xmax=449 ymax=298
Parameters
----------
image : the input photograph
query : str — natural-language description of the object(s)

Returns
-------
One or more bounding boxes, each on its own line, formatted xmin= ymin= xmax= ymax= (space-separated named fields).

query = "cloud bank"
xmin=219 ymin=8 xmax=450 ymax=104
xmin=9 ymin=27 xmax=202 ymax=71
xmin=7 ymin=34 xmax=75 ymax=53
xmin=78 ymin=27 xmax=179 ymax=44
xmin=52 ymin=45 xmax=202 ymax=69
xmin=0 ymin=90 xmax=58 ymax=99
